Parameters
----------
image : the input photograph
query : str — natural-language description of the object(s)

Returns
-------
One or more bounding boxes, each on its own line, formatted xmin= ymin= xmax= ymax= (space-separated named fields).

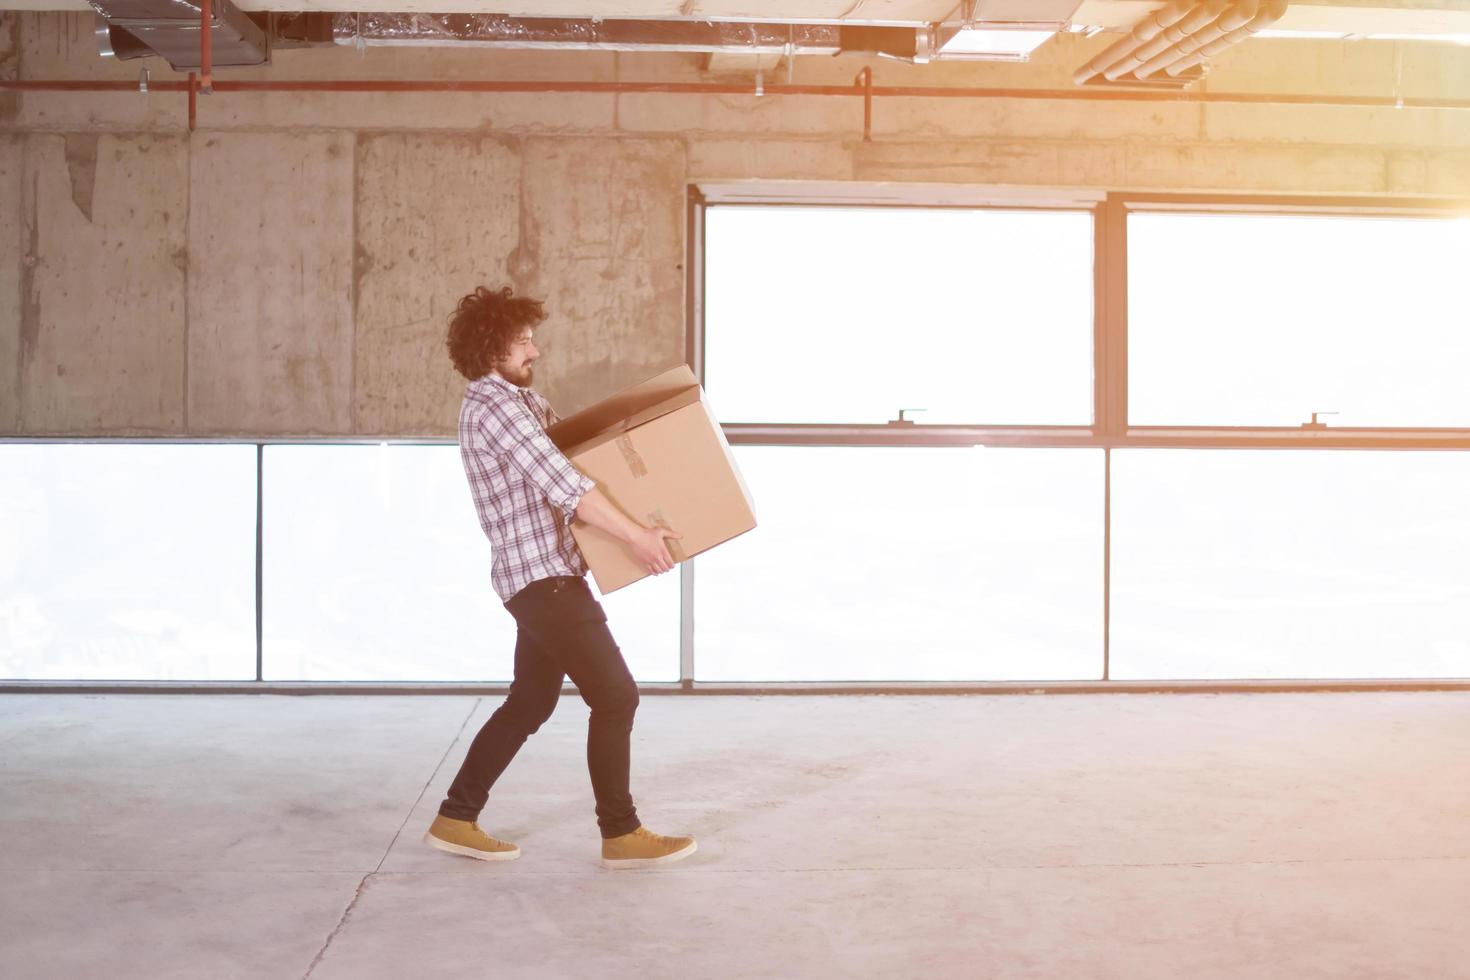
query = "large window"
xmin=1129 ymin=212 xmax=1470 ymax=429
xmin=694 ymin=446 xmax=1103 ymax=681
xmin=0 ymin=444 xmax=256 ymax=680
xmin=262 ymin=445 xmax=680 ymax=682
xmin=1111 ymin=449 xmax=1470 ymax=679
xmin=7 ymin=192 xmax=1469 ymax=688
xmin=696 ymin=202 xmax=1105 ymax=682
xmin=705 ymin=206 xmax=1095 ymax=425
xmin=696 ymin=194 xmax=1470 ymax=687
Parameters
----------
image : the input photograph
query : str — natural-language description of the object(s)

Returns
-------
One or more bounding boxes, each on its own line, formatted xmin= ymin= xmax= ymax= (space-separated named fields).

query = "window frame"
xmin=698 ymin=193 xmax=1104 ymax=441
xmin=690 ymin=185 xmax=1470 ymax=692
xmin=6 ymin=186 xmax=1470 ymax=694
xmin=1115 ymin=192 xmax=1470 ymax=450
xmin=697 ymin=188 xmax=1470 ymax=453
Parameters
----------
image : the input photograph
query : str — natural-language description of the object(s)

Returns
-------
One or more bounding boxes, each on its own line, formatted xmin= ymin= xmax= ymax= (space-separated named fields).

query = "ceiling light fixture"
xmin=932 ymin=0 xmax=1082 ymax=62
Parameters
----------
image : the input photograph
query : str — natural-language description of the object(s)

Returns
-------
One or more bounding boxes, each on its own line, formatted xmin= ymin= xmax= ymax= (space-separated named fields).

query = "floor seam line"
xmin=297 ymin=701 xmax=481 ymax=978
xmin=372 ymin=697 xmax=482 ymax=875
xmin=301 ymin=871 xmax=372 ymax=979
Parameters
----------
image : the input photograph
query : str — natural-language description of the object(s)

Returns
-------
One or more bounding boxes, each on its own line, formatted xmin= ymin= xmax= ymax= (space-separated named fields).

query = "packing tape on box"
xmin=647 ymin=508 xmax=686 ymax=563
xmin=617 ymin=434 xmax=648 ymax=478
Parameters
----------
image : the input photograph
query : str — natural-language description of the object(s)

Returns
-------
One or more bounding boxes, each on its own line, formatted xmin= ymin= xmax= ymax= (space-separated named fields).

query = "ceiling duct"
xmin=94 ymin=11 xmax=154 ymax=60
xmin=91 ymin=0 xmax=268 ymax=69
xmin=1073 ymin=0 xmax=1286 ymax=88
xmin=931 ymin=0 xmax=1083 ymax=62
xmin=836 ymin=25 xmax=926 ymax=62
xmin=331 ymin=15 xmax=843 ymax=57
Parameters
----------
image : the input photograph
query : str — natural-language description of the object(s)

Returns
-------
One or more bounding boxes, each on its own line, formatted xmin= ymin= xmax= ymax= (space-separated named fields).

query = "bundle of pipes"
xmin=1073 ymin=0 xmax=1288 ymax=85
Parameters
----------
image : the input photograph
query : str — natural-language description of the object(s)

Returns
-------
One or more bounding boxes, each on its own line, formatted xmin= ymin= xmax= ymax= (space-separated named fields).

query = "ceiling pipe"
xmin=1104 ymin=0 xmax=1230 ymax=81
xmin=8 ymin=76 xmax=1470 ymax=114
xmin=1072 ymin=0 xmax=1192 ymax=86
xmin=1134 ymin=0 xmax=1258 ymax=80
xmin=1165 ymin=0 xmax=1288 ymax=77
xmin=1120 ymin=0 xmax=1232 ymax=69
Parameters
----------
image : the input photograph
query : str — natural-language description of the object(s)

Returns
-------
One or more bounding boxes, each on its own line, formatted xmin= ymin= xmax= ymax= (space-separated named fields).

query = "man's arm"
xmin=480 ymin=405 xmax=594 ymax=525
xmin=478 ymin=398 xmax=680 ymax=575
xmin=575 ymin=488 xmax=681 ymax=575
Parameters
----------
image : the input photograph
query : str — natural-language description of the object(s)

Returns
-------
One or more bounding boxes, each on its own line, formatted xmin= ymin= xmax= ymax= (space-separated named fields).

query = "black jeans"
xmin=438 ymin=575 xmax=642 ymax=839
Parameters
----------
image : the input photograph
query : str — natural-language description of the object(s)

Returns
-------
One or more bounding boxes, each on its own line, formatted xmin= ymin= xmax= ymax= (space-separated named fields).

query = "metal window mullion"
xmin=1113 ymin=190 xmax=1470 ymax=216
xmin=686 ymin=184 xmax=707 ymax=388
xmin=681 ymin=185 xmax=708 ymax=688
xmin=1121 ymin=429 xmax=1470 ymax=450
xmin=1099 ymin=193 xmax=1128 ymax=439
xmin=255 ymin=443 xmax=264 ymax=683
xmin=724 ymin=426 xmax=1470 ymax=451
xmin=1096 ymin=195 xmax=1127 ymax=683
xmin=679 ymin=559 xmax=695 ymax=690
xmin=723 ymin=425 xmax=1099 ymax=448
xmin=1103 ymin=447 xmax=1111 ymax=682
xmin=11 ymin=679 xmax=1470 ymax=695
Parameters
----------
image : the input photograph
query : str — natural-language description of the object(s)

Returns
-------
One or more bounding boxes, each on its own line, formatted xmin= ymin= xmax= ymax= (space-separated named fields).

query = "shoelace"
xmin=634 ymin=827 xmax=683 ymax=845
xmin=471 ymin=825 xmax=511 ymax=847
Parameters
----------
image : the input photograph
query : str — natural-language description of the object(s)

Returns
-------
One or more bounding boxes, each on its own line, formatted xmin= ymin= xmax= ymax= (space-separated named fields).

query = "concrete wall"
xmin=2 ymin=11 xmax=1468 ymax=436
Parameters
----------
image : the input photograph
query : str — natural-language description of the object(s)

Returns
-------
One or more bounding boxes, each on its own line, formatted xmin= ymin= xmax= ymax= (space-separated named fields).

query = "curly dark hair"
xmin=446 ymin=285 xmax=548 ymax=381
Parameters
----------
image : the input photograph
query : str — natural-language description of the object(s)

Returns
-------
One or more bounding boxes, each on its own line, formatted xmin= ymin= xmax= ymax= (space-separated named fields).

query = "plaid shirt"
xmin=459 ymin=372 xmax=597 ymax=602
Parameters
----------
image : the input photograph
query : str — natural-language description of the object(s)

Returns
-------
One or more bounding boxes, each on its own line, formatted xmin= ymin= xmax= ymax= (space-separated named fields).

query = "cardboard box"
xmin=548 ymin=364 xmax=757 ymax=594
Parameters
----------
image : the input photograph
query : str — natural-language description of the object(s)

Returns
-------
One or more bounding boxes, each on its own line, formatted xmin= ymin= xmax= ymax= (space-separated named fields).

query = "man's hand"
xmin=631 ymin=526 xmax=682 ymax=575
xmin=574 ymin=488 xmax=683 ymax=575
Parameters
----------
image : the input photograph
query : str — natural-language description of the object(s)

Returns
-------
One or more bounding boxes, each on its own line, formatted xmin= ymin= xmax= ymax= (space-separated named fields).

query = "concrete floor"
xmin=1 ymin=692 xmax=1468 ymax=979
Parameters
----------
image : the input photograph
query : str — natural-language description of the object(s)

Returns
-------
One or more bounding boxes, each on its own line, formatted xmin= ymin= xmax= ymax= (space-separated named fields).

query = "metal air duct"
xmin=90 ymin=0 xmax=267 ymax=70
xmin=330 ymin=15 xmax=843 ymax=57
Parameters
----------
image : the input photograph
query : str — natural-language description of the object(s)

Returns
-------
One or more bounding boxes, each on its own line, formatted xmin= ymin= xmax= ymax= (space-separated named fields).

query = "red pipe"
xmin=855 ymin=67 xmax=872 ymax=141
xmin=187 ymin=71 xmax=196 ymax=129
xmin=1 ymin=77 xmax=1469 ymax=112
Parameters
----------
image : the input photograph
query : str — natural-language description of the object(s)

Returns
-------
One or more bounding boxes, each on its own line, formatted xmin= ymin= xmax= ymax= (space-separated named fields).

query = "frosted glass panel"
xmin=1112 ymin=450 xmax=1470 ymax=679
xmin=0 ymin=444 xmax=256 ymax=680
xmin=705 ymin=206 xmax=1095 ymax=425
xmin=262 ymin=445 xmax=679 ymax=682
xmin=694 ymin=447 xmax=1103 ymax=681
xmin=1129 ymin=213 xmax=1470 ymax=427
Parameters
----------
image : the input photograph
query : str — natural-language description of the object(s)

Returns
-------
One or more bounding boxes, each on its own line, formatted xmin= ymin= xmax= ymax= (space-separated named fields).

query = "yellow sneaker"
xmin=424 ymin=815 xmax=520 ymax=862
xmin=601 ymin=826 xmax=697 ymax=870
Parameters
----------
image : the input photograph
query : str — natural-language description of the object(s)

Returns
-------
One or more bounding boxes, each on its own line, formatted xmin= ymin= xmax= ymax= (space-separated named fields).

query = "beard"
xmin=507 ymin=362 xmax=534 ymax=386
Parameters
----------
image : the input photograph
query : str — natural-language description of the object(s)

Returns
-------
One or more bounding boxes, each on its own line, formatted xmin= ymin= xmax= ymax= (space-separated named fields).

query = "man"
xmin=424 ymin=284 xmax=697 ymax=870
